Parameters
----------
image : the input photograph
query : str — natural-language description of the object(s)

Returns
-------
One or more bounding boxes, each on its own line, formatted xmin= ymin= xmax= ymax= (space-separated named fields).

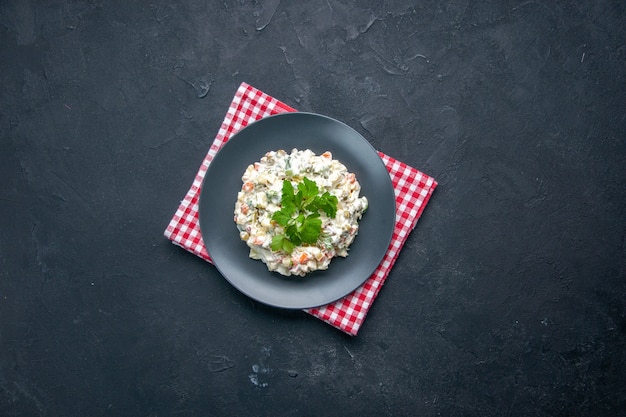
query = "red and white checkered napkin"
xmin=164 ymin=82 xmax=437 ymax=335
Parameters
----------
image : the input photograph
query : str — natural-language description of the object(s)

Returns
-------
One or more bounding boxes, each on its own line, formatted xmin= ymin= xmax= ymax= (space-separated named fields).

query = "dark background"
xmin=1 ymin=1 xmax=625 ymax=416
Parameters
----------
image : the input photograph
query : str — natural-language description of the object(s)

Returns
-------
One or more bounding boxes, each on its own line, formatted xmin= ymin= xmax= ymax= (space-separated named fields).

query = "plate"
xmin=198 ymin=112 xmax=396 ymax=309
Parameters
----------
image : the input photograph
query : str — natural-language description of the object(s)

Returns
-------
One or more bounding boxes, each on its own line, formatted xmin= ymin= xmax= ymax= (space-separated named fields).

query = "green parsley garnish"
xmin=270 ymin=177 xmax=338 ymax=253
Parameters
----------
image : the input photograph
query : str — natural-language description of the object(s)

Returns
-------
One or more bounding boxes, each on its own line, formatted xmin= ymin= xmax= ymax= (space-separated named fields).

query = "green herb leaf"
xmin=271 ymin=210 xmax=291 ymax=227
xmin=270 ymin=177 xmax=339 ymax=254
xmin=286 ymin=224 xmax=301 ymax=246
xmin=306 ymin=192 xmax=338 ymax=218
xmin=298 ymin=177 xmax=319 ymax=201
xmin=294 ymin=189 xmax=303 ymax=209
xmin=299 ymin=215 xmax=322 ymax=244
xmin=271 ymin=234 xmax=295 ymax=253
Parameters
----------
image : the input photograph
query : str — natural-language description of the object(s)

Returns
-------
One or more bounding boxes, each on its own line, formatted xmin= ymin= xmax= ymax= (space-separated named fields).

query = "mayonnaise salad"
xmin=234 ymin=149 xmax=368 ymax=277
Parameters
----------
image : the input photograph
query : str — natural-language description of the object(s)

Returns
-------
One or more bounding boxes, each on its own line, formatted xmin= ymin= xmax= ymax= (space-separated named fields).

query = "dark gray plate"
xmin=198 ymin=112 xmax=396 ymax=309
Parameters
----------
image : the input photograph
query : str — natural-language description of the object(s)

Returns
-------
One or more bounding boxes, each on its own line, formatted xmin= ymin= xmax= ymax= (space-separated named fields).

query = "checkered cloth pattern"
xmin=164 ymin=82 xmax=437 ymax=335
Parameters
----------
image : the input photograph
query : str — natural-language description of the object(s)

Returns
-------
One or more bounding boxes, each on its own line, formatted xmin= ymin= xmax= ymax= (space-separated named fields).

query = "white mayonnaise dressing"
xmin=234 ymin=149 xmax=368 ymax=276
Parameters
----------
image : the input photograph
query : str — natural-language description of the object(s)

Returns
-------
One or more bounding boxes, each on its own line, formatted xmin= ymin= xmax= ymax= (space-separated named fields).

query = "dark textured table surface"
xmin=1 ymin=1 xmax=625 ymax=416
